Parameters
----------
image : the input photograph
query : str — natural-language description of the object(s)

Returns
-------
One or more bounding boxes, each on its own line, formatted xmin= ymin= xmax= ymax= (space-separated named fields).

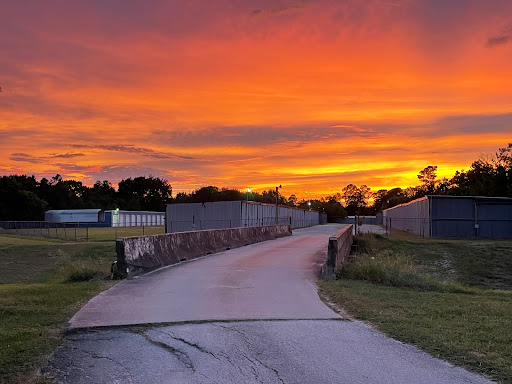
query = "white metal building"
xmin=44 ymin=209 xmax=165 ymax=227
xmin=166 ymin=201 xmax=326 ymax=233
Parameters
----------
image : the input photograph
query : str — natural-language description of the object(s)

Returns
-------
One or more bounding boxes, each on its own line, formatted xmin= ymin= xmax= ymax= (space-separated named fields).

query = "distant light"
xmin=115 ymin=208 xmax=119 ymax=212
xmin=308 ymin=201 xmax=311 ymax=206
xmin=247 ymin=188 xmax=251 ymax=193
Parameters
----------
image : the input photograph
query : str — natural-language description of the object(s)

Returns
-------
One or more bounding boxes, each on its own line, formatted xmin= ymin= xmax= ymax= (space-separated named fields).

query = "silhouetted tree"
xmin=416 ymin=165 xmax=438 ymax=196
xmin=118 ymin=176 xmax=172 ymax=211
xmin=83 ymin=180 xmax=117 ymax=210
xmin=341 ymin=184 xmax=371 ymax=215
xmin=287 ymin=194 xmax=298 ymax=206
xmin=0 ymin=176 xmax=47 ymax=220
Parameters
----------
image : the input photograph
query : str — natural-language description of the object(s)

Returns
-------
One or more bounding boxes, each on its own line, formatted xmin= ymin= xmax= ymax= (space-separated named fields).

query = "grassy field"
xmin=0 ymin=235 xmax=117 ymax=383
xmin=319 ymin=233 xmax=512 ymax=384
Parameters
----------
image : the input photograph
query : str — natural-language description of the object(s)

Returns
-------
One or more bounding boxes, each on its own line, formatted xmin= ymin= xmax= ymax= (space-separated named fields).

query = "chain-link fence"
xmin=0 ymin=221 xmax=165 ymax=242
xmin=348 ymin=217 xmax=429 ymax=237
xmin=0 ymin=217 xmax=320 ymax=241
xmin=381 ymin=217 xmax=430 ymax=237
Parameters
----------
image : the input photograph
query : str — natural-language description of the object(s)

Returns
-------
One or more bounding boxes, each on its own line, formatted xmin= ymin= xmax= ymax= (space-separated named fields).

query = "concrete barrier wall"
xmin=117 ymin=225 xmax=292 ymax=278
xmin=321 ymin=225 xmax=353 ymax=280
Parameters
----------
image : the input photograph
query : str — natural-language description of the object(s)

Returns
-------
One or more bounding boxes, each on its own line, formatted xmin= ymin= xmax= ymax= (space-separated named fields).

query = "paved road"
xmin=69 ymin=224 xmax=341 ymax=328
xmin=48 ymin=225 xmax=494 ymax=384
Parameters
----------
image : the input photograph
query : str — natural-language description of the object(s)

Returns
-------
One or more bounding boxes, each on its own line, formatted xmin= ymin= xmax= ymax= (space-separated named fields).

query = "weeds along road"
xmin=47 ymin=225 xmax=494 ymax=384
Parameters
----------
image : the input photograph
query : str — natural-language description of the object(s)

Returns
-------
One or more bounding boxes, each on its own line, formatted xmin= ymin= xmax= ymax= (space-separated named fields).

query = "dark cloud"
xmin=9 ymin=153 xmax=43 ymax=163
xmin=486 ymin=35 xmax=510 ymax=47
xmin=432 ymin=112 xmax=512 ymax=135
xmin=85 ymin=165 xmax=173 ymax=184
xmin=486 ymin=24 xmax=512 ymax=47
xmin=9 ymin=152 xmax=85 ymax=163
xmin=151 ymin=123 xmax=377 ymax=149
xmin=54 ymin=163 xmax=89 ymax=172
xmin=250 ymin=3 xmax=306 ymax=17
xmin=70 ymin=144 xmax=194 ymax=160
xmin=51 ymin=153 xmax=85 ymax=159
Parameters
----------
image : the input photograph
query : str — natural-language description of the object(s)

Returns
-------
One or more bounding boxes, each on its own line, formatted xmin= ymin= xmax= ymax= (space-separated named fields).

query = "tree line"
xmin=0 ymin=175 xmax=346 ymax=221
xmin=1 ymin=143 xmax=510 ymax=222
xmin=0 ymin=175 xmax=172 ymax=221
xmin=341 ymin=142 xmax=512 ymax=215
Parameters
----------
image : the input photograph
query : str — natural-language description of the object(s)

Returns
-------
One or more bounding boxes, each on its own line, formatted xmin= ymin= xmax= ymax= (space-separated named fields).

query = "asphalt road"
xmin=47 ymin=225 xmax=495 ymax=383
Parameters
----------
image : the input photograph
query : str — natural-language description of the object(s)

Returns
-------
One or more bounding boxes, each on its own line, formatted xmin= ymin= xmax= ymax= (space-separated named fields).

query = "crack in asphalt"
xmin=160 ymin=329 xmax=222 ymax=361
xmin=158 ymin=328 xmax=261 ymax=382
xmin=213 ymin=323 xmax=285 ymax=383
xmin=75 ymin=345 xmax=132 ymax=378
xmin=139 ymin=330 xmax=196 ymax=372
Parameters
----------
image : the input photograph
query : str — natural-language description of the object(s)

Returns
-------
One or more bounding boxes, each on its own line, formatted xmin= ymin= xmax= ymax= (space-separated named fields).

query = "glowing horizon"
xmin=1 ymin=0 xmax=511 ymax=200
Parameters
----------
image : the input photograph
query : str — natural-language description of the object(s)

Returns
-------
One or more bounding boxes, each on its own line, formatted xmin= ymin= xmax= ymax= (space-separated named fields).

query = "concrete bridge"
xmin=48 ymin=224 xmax=493 ymax=384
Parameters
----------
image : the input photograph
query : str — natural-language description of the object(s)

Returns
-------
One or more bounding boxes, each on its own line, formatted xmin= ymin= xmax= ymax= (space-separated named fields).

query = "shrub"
xmin=56 ymin=259 xmax=105 ymax=282
xmin=339 ymin=236 xmax=473 ymax=293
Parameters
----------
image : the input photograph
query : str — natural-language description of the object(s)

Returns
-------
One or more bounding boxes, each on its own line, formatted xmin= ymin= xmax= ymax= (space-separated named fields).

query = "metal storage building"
xmin=109 ymin=210 xmax=165 ymax=227
xmin=166 ymin=201 xmax=327 ymax=233
xmin=383 ymin=195 xmax=512 ymax=238
xmin=45 ymin=209 xmax=165 ymax=227
xmin=45 ymin=209 xmax=104 ymax=224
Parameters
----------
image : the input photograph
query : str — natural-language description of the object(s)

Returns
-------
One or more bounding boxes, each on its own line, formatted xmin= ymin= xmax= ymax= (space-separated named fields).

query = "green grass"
xmin=320 ymin=233 xmax=512 ymax=383
xmin=0 ymin=235 xmax=116 ymax=383
xmin=0 ymin=236 xmax=116 ymax=284
xmin=352 ymin=233 xmax=512 ymax=290
xmin=86 ymin=225 xmax=165 ymax=242
xmin=0 ymin=282 xmax=110 ymax=383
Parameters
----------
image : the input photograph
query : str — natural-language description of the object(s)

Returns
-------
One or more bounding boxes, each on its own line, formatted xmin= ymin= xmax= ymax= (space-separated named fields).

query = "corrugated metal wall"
xmin=383 ymin=197 xmax=430 ymax=237
xmin=113 ymin=210 xmax=165 ymax=227
xmin=430 ymin=197 xmax=512 ymax=238
xmin=166 ymin=201 xmax=325 ymax=233
xmin=475 ymin=200 xmax=512 ymax=237
xmin=430 ymin=197 xmax=474 ymax=237
xmin=166 ymin=202 xmax=242 ymax=233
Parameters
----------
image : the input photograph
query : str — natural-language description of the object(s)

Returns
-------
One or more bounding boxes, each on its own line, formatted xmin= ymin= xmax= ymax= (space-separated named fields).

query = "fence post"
xmin=64 ymin=224 xmax=67 ymax=241
xmin=75 ymin=225 xmax=77 ymax=241
xmin=142 ymin=224 xmax=145 ymax=236
xmin=86 ymin=227 xmax=89 ymax=242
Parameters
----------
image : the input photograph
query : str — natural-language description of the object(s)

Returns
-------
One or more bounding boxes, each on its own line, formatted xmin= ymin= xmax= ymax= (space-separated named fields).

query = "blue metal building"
xmin=383 ymin=195 xmax=512 ymax=238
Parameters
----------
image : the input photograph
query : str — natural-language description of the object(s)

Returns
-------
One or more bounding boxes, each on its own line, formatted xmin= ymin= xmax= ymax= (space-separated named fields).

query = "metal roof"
xmin=45 ymin=209 xmax=102 ymax=214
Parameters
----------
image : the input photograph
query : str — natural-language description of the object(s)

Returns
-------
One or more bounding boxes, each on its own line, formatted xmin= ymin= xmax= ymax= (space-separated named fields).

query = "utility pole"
xmin=275 ymin=185 xmax=282 ymax=224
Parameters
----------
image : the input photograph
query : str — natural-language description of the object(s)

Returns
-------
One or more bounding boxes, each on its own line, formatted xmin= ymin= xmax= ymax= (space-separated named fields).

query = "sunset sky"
xmin=1 ymin=0 xmax=511 ymax=199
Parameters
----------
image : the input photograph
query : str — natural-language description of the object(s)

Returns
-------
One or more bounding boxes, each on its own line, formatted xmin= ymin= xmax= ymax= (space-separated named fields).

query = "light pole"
xmin=246 ymin=187 xmax=251 ymax=201
xmin=275 ymin=185 xmax=282 ymax=224
xmin=308 ymin=201 xmax=311 ymax=211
